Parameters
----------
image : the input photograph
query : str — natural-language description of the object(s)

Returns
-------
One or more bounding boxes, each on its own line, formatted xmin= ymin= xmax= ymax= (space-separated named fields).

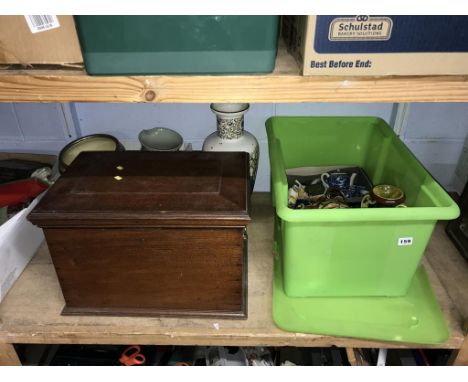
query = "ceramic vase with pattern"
xmin=202 ymin=103 xmax=259 ymax=192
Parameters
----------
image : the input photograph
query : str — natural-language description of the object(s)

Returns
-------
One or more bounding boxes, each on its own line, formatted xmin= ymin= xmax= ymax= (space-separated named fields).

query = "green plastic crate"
xmin=266 ymin=116 xmax=459 ymax=297
xmin=74 ymin=16 xmax=279 ymax=75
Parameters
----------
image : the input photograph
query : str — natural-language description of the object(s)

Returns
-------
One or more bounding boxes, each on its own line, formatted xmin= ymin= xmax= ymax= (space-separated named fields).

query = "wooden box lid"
xmin=29 ymin=151 xmax=250 ymax=227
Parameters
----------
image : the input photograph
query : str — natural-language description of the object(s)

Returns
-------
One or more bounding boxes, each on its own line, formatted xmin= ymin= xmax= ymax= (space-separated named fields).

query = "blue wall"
xmin=0 ymin=102 xmax=466 ymax=192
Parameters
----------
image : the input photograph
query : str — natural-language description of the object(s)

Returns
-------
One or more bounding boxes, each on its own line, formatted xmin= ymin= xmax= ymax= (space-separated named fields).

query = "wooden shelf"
xmin=1 ymin=193 xmax=467 ymax=366
xmin=2 ymin=43 xmax=468 ymax=103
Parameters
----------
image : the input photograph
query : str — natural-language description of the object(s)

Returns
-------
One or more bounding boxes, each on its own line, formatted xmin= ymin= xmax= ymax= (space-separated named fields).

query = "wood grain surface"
xmin=426 ymin=223 xmax=468 ymax=365
xmin=28 ymin=151 xmax=250 ymax=317
xmin=2 ymin=43 xmax=468 ymax=103
xmin=0 ymin=193 xmax=466 ymax=351
xmin=0 ymin=343 xmax=21 ymax=366
xmin=29 ymin=151 xmax=250 ymax=228
xmin=45 ymin=227 xmax=247 ymax=317
xmin=448 ymin=337 xmax=468 ymax=366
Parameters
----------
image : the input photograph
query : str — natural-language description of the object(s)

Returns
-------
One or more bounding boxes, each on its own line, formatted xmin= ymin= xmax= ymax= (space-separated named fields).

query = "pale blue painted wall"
xmin=0 ymin=104 xmax=77 ymax=153
xmin=401 ymin=103 xmax=468 ymax=192
xmin=0 ymin=102 xmax=466 ymax=192
xmin=71 ymin=102 xmax=395 ymax=192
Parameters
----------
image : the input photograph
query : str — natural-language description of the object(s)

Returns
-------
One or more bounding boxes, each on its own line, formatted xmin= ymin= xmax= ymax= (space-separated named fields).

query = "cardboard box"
xmin=283 ymin=16 xmax=468 ymax=76
xmin=0 ymin=153 xmax=56 ymax=303
xmin=0 ymin=15 xmax=83 ymax=66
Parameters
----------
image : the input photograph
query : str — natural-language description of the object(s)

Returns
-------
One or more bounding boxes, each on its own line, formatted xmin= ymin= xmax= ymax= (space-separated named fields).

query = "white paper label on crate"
xmin=25 ymin=15 xmax=60 ymax=34
xmin=329 ymin=16 xmax=393 ymax=41
xmin=398 ymin=237 xmax=414 ymax=246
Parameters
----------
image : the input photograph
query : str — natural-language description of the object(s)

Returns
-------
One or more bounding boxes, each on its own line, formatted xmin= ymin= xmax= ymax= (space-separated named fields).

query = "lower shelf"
xmin=0 ymin=193 xmax=466 ymax=351
xmin=15 ymin=343 xmax=457 ymax=366
xmin=13 ymin=344 xmax=351 ymax=366
xmin=346 ymin=347 xmax=453 ymax=366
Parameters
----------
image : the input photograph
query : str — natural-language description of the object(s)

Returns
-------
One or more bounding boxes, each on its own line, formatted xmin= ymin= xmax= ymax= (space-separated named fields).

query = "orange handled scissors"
xmin=119 ymin=345 xmax=146 ymax=366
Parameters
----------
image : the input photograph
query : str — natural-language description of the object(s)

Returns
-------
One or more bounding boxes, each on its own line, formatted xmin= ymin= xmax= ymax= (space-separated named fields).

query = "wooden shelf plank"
xmin=0 ymin=344 xmax=21 ymax=366
xmin=425 ymin=224 xmax=468 ymax=321
xmin=1 ymin=43 xmax=468 ymax=103
xmin=0 ymin=193 xmax=465 ymax=350
xmin=2 ymin=71 xmax=468 ymax=104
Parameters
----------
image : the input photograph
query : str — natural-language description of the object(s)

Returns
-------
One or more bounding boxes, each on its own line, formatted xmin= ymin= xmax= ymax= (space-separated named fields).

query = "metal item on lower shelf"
xmin=0 ymin=159 xmax=51 ymax=184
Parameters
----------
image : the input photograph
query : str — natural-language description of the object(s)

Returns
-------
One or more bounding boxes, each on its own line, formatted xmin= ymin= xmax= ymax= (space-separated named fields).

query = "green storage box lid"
xmin=273 ymin=254 xmax=450 ymax=344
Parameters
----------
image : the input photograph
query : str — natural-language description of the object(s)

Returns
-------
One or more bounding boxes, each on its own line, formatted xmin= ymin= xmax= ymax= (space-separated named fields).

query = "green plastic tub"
xmin=266 ymin=117 xmax=459 ymax=297
xmin=74 ymin=16 xmax=279 ymax=75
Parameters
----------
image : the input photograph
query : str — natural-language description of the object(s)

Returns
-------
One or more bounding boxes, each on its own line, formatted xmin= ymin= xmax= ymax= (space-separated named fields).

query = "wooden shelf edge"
xmin=2 ymin=40 xmax=468 ymax=103
xmin=0 ymin=329 xmax=463 ymax=349
xmin=1 ymin=72 xmax=468 ymax=103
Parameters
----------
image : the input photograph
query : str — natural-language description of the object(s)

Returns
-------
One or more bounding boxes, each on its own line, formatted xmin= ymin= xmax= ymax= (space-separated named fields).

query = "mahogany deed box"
xmin=28 ymin=151 xmax=250 ymax=318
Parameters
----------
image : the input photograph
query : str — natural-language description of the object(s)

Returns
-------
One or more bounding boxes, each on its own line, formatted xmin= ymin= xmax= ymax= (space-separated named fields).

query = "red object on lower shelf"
xmin=0 ymin=179 xmax=48 ymax=208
